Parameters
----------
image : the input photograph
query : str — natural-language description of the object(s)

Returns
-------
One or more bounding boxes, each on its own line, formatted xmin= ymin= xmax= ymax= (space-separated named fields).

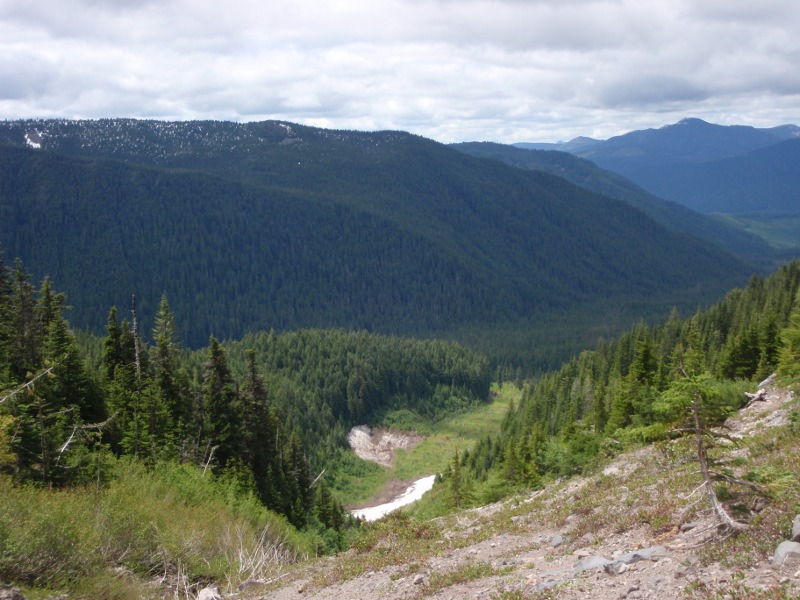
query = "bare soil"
xmin=348 ymin=425 xmax=425 ymax=468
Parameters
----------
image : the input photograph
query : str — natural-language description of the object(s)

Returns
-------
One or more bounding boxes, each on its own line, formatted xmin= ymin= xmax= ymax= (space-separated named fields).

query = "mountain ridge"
xmin=450 ymin=141 xmax=775 ymax=262
xmin=512 ymin=117 xmax=800 ymax=217
xmin=0 ymin=119 xmax=752 ymax=360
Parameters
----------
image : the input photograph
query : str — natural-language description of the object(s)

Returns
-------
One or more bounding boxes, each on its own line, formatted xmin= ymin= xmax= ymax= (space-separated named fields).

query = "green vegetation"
xmin=0 ymin=119 xmax=753 ymax=371
xmin=320 ymin=384 xmax=512 ymax=506
xmin=392 ymin=385 xmax=514 ymax=481
xmin=716 ymin=212 xmax=800 ymax=251
xmin=449 ymin=260 xmax=800 ymax=516
xmin=451 ymin=141 xmax=775 ymax=264
xmin=0 ymin=256 xmax=493 ymax=593
xmin=0 ymin=459 xmax=309 ymax=596
xmin=1 ymin=118 xmax=800 ymax=599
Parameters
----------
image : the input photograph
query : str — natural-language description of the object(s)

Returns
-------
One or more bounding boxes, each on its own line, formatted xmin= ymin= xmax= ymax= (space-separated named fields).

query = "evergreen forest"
xmin=0 ymin=256 xmax=491 ymax=550
xmin=0 ymin=119 xmax=761 ymax=371
xmin=2 ymin=255 xmax=800 ymax=591
xmin=444 ymin=261 xmax=800 ymax=505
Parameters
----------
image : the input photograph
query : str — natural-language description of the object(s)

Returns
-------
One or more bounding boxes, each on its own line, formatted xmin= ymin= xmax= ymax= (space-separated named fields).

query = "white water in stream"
xmin=350 ymin=475 xmax=436 ymax=521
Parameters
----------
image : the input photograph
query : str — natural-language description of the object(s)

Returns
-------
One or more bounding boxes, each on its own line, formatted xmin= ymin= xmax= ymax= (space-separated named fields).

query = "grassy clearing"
xmin=392 ymin=384 xmax=516 ymax=480
xmin=715 ymin=212 xmax=800 ymax=250
xmin=0 ymin=459 xmax=311 ymax=598
xmin=338 ymin=384 xmax=517 ymax=506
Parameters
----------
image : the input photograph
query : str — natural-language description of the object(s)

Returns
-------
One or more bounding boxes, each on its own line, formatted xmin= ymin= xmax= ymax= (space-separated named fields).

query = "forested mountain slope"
xmin=458 ymin=260 xmax=800 ymax=490
xmin=0 ymin=119 xmax=751 ymax=356
xmin=451 ymin=141 xmax=773 ymax=262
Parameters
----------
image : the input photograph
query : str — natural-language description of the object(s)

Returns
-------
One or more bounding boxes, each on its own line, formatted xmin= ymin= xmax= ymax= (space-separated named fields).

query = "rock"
xmin=196 ymin=586 xmax=223 ymax=600
xmin=752 ymin=497 xmax=768 ymax=513
xmin=575 ymin=555 xmax=612 ymax=573
xmin=604 ymin=561 xmax=629 ymax=575
xmin=550 ymin=534 xmax=564 ymax=548
xmin=0 ymin=588 xmax=27 ymax=600
xmin=617 ymin=546 xmax=668 ymax=565
xmin=773 ymin=541 xmax=800 ymax=568
xmin=792 ymin=515 xmax=800 ymax=542
xmin=674 ymin=565 xmax=690 ymax=578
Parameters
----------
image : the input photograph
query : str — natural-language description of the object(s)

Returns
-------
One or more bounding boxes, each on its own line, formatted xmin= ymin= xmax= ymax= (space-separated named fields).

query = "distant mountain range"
xmin=0 ymin=119 xmax=754 ymax=364
xmin=513 ymin=118 xmax=800 ymax=216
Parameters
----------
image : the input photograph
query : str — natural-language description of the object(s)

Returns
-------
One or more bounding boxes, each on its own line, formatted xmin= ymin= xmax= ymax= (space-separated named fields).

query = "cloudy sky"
xmin=2 ymin=0 xmax=799 ymax=143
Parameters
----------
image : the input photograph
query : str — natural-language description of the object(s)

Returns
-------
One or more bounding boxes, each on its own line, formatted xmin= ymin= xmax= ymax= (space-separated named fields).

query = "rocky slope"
xmin=237 ymin=379 xmax=799 ymax=600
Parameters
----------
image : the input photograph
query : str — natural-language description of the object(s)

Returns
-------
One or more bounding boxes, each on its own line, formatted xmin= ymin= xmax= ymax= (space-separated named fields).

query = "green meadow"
xmin=337 ymin=384 xmax=518 ymax=507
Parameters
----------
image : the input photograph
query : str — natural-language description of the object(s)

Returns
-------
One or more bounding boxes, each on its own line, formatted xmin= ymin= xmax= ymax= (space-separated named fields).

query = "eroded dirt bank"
xmin=347 ymin=425 xmax=425 ymax=468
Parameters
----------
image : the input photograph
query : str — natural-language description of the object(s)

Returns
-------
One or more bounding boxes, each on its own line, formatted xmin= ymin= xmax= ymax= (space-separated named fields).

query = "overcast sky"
xmin=2 ymin=0 xmax=799 ymax=143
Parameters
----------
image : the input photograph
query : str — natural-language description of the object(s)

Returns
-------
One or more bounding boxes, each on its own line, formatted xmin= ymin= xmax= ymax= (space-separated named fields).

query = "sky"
xmin=2 ymin=0 xmax=799 ymax=143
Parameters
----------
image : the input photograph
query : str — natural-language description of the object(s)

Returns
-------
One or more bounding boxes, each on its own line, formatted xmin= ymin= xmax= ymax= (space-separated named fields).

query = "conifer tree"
xmin=778 ymin=289 xmax=800 ymax=381
xmin=285 ymin=430 xmax=312 ymax=526
xmin=101 ymin=307 xmax=124 ymax=382
xmin=0 ymin=255 xmax=13 ymax=387
xmin=449 ymin=448 xmax=464 ymax=508
xmin=240 ymin=348 xmax=278 ymax=505
xmin=202 ymin=336 xmax=242 ymax=469
xmin=9 ymin=260 xmax=38 ymax=381
xmin=43 ymin=315 xmax=96 ymax=421
xmin=151 ymin=294 xmax=189 ymax=445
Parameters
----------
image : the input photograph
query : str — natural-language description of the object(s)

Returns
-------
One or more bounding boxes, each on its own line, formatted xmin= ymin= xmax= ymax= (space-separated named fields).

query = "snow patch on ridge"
xmin=25 ymin=129 xmax=43 ymax=149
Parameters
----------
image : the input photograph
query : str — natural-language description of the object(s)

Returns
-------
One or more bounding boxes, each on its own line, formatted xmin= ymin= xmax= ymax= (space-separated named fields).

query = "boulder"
xmin=617 ymin=546 xmax=668 ymax=564
xmin=575 ymin=555 xmax=612 ymax=573
xmin=0 ymin=588 xmax=27 ymax=600
xmin=773 ymin=541 xmax=800 ymax=569
xmin=792 ymin=515 xmax=800 ymax=543
xmin=197 ymin=586 xmax=223 ymax=600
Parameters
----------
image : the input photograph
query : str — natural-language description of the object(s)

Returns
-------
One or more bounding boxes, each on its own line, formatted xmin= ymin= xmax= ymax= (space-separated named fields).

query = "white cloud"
xmin=0 ymin=0 xmax=798 ymax=142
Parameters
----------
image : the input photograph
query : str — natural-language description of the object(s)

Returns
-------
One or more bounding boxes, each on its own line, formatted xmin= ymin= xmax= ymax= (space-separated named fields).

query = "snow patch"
xmin=351 ymin=475 xmax=436 ymax=521
xmin=25 ymin=129 xmax=43 ymax=149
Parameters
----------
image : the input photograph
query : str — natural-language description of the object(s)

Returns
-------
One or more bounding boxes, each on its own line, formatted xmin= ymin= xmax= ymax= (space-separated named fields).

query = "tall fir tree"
xmin=778 ymin=289 xmax=800 ymax=380
xmin=202 ymin=336 xmax=242 ymax=470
